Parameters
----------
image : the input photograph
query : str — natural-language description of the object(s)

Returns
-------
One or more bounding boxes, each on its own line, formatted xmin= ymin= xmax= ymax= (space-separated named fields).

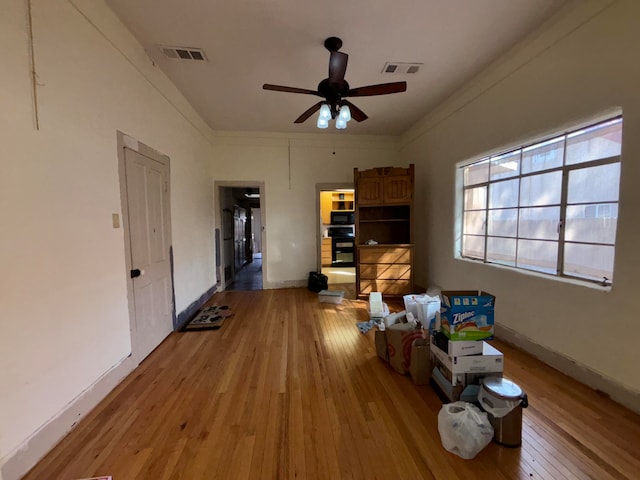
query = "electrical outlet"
xmin=112 ymin=213 xmax=120 ymax=228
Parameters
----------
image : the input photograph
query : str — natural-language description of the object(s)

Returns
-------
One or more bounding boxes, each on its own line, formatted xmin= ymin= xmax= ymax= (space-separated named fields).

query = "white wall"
xmin=211 ymin=135 xmax=400 ymax=287
xmin=401 ymin=0 xmax=640 ymax=402
xmin=0 ymin=0 xmax=215 ymax=476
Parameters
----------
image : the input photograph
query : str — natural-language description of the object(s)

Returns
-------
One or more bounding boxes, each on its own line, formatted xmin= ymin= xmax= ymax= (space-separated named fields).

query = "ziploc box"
xmin=439 ymin=290 xmax=495 ymax=340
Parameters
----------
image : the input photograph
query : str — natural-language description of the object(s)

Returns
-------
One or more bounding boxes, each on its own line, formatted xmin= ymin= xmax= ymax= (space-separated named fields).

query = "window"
xmin=459 ymin=116 xmax=622 ymax=286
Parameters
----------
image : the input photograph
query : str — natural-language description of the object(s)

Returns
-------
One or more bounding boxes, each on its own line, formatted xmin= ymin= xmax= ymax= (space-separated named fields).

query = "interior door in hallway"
xmin=124 ymin=147 xmax=173 ymax=363
xmin=234 ymin=206 xmax=247 ymax=270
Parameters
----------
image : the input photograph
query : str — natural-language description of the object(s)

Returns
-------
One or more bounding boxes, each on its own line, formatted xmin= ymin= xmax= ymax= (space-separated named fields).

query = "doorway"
xmin=217 ymin=184 xmax=265 ymax=291
xmin=317 ymin=184 xmax=356 ymax=289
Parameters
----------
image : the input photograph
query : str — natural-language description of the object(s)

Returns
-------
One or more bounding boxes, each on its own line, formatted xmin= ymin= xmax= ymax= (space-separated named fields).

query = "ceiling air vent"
xmin=382 ymin=62 xmax=423 ymax=74
xmin=159 ymin=45 xmax=207 ymax=61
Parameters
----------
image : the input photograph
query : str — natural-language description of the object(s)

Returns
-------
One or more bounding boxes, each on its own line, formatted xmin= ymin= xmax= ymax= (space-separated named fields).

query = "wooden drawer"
xmin=359 ymin=246 xmax=411 ymax=264
xmin=359 ymin=279 xmax=412 ymax=295
xmin=359 ymin=264 xmax=411 ymax=280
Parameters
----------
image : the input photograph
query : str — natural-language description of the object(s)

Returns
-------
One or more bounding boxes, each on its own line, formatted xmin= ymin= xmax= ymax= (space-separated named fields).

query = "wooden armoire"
xmin=354 ymin=164 xmax=414 ymax=299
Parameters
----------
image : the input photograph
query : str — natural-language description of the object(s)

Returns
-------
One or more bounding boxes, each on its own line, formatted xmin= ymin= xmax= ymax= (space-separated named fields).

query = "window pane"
xmin=517 ymin=239 xmax=558 ymax=274
xmin=522 ymin=137 xmax=564 ymax=174
xmin=565 ymin=204 xmax=618 ymax=244
xmin=488 ymin=209 xmax=517 ymax=237
xmin=564 ymin=243 xmax=614 ymax=282
xmin=567 ymin=163 xmax=620 ymax=204
xmin=490 ymin=150 xmax=521 ymax=180
xmin=462 ymin=235 xmax=484 ymax=259
xmin=464 ymin=186 xmax=487 ymax=210
xmin=518 ymin=207 xmax=560 ymax=240
xmin=464 ymin=211 xmax=485 ymax=235
xmin=489 ymin=179 xmax=519 ymax=208
xmin=487 ymin=237 xmax=516 ymax=266
xmin=566 ymin=118 xmax=622 ymax=165
xmin=520 ymin=171 xmax=561 ymax=206
xmin=464 ymin=159 xmax=489 ymax=186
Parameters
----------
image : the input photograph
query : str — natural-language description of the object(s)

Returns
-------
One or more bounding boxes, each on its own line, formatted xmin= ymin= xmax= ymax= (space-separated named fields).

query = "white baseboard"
xmin=495 ymin=323 xmax=640 ymax=415
xmin=0 ymin=355 xmax=137 ymax=480
xmin=263 ymin=279 xmax=307 ymax=289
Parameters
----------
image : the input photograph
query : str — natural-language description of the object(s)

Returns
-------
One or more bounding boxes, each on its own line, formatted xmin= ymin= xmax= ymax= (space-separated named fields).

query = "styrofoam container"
xmin=319 ymin=290 xmax=344 ymax=304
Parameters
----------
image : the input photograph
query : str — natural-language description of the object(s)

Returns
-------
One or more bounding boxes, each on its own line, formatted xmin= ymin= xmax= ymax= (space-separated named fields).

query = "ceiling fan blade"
xmin=328 ymin=52 xmax=348 ymax=84
xmin=294 ymin=101 xmax=324 ymax=123
xmin=263 ymin=84 xmax=319 ymax=95
xmin=347 ymin=81 xmax=407 ymax=97
xmin=342 ymin=100 xmax=368 ymax=122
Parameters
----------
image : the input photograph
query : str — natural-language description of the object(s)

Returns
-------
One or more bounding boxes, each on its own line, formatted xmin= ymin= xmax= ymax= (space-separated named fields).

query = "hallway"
xmin=226 ymin=253 xmax=262 ymax=291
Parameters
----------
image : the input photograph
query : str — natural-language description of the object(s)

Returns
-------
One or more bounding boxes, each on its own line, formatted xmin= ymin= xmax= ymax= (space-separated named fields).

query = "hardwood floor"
xmin=23 ymin=288 xmax=640 ymax=479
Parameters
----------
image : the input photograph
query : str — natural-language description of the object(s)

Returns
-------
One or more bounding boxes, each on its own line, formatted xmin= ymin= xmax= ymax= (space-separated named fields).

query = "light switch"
xmin=112 ymin=213 xmax=120 ymax=228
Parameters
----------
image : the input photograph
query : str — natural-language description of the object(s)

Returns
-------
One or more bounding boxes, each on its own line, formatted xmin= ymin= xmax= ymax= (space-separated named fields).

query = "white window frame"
xmin=456 ymin=114 xmax=622 ymax=287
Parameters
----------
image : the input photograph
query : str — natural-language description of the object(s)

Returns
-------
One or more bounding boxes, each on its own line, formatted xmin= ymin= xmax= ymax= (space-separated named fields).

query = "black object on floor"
xmin=181 ymin=305 xmax=233 ymax=331
xmin=308 ymin=271 xmax=328 ymax=292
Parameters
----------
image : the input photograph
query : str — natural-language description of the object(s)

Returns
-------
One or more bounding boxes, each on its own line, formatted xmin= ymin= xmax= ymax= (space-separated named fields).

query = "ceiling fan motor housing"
xmin=318 ymin=79 xmax=349 ymax=118
xmin=324 ymin=37 xmax=343 ymax=52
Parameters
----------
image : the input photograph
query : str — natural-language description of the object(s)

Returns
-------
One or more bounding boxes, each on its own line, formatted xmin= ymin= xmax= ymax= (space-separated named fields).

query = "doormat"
xmin=181 ymin=305 xmax=233 ymax=331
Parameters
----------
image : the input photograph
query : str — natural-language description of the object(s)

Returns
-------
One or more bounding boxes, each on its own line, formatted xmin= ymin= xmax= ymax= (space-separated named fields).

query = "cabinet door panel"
xmin=321 ymin=238 xmax=332 ymax=266
xmin=359 ymin=264 xmax=411 ymax=280
xmin=383 ymin=176 xmax=412 ymax=204
xmin=357 ymin=178 xmax=382 ymax=205
xmin=359 ymin=247 xmax=411 ymax=264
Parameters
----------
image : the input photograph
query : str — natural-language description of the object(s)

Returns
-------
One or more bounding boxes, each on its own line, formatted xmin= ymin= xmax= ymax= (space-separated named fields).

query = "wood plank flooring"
xmin=22 ymin=288 xmax=640 ymax=479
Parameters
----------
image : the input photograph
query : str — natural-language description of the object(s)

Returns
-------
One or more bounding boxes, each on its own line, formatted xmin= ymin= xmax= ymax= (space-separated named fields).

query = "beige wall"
xmin=211 ymin=135 xmax=400 ymax=287
xmin=0 ymin=0 xmax=217 ymax=476
xmin=401 ymin=0 xmax=640 ymax=401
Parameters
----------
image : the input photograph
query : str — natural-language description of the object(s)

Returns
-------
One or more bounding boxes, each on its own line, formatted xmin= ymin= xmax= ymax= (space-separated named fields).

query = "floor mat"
xmin=181 ymin=305 xmax=233 ymax=331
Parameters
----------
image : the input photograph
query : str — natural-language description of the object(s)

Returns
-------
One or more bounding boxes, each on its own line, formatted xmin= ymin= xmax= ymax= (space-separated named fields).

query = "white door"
xmin=124 ymin=147 xmax=173 ymax=363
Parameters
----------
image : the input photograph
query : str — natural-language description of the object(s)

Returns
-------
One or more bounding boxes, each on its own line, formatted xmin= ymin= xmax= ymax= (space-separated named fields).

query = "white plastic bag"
xmin=437 ymin=401 xmax=494 ymax=459
xmin=404 ymin=294 xmax=440 ymax=331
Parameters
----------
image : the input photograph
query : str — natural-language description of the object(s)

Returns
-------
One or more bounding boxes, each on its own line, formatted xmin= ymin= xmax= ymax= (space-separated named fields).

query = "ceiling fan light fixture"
xmin=335 ymin=118 xmax=347 ymax=129
xmin=317 ymin=117 xmax=329 ymax=129
xmin=339 ymin=105 xmax=351 ymax=122
xmin=319 ymin=104 xmax=332 ymax=121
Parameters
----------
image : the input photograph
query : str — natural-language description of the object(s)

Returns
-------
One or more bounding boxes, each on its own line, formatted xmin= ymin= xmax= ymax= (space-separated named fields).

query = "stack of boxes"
xmin=430 ymin=291 xmax=504 ymax=403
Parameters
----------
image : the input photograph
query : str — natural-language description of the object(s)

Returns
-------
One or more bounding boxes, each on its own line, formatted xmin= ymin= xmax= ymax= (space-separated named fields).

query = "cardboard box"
xmin=439 ymin=290 xmax=495 ymax=340
xmin=430 ymin=337 xmax=503 ymax=386
xmin=318 ymin=290 xmax=344 ymax=304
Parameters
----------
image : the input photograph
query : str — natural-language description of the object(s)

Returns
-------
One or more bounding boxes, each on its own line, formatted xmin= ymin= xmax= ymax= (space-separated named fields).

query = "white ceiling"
xmin=105 ymin=0 xmax=566 ymax=136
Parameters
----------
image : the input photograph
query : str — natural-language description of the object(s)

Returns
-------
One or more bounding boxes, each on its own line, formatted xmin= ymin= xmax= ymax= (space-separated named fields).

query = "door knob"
xmin=130 ymin=268 xmax=142 ymax=278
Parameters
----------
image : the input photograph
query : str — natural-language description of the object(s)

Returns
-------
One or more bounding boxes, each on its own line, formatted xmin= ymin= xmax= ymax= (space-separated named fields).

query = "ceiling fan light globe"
xmin=339 ymin=105 xmax=351 ymax=122
xmin=317 ymin=117 xmax=329 ymax=129
xmin=319 ymin=104 xmax=332 ymax=121
xmin=336 ymin=118 xmax=347 ymax=129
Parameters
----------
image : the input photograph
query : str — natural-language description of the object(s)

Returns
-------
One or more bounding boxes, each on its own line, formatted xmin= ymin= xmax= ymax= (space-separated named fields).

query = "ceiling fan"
xmin=263 ymin=37 xmax=407 ymax=125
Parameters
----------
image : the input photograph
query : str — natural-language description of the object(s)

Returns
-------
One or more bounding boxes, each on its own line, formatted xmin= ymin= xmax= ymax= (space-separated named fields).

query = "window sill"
xmin=454 ymin=256 xmax=612 ymax=292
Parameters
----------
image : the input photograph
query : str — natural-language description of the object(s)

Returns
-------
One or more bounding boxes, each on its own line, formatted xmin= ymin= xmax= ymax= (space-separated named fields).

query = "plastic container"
xmin=318 ymin=290 xmax=344 ymax=304
xmin=478 ymin=376 xmax=528 ymax=447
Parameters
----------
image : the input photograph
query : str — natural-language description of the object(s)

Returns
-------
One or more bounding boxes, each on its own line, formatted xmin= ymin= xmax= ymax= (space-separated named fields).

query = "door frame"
xmin=214 ymin=180 xmax=267 ymax=290
xmin=316 ymin=182 xmax=354 ymax=272
xmin=117 ymin=131 xmax=174 ymax=362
